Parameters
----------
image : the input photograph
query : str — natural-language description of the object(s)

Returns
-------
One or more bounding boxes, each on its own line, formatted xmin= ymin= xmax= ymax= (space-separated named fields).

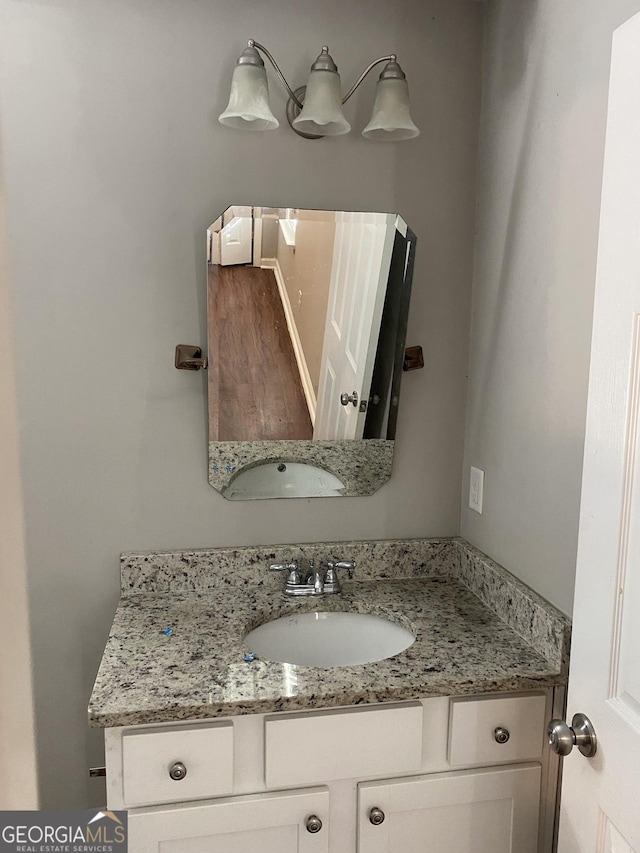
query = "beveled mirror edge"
xmin=208 ymin=439 xmax=394 ymax=497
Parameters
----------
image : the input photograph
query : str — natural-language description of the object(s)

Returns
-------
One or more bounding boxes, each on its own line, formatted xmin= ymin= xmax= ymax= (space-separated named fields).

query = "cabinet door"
xmin=128 ymin=786 xmax=329 ymax=853
xmin=358 ymin=764 xmax=540 ymax=853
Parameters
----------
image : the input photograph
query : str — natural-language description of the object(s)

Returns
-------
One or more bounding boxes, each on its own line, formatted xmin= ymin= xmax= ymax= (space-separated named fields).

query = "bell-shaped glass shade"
xmin=218 ymin=63 xmax=279 ymax=131
xmin=362 ymin=77 xmax=419 ymax=141
xmin=292 ymin=69 xmax=351 ymax=137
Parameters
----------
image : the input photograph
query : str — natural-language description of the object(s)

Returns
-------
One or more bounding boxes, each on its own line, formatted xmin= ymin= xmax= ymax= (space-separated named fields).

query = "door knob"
xmin=547 ymin=713 xmax=597 ymax=757
xmin=340 ymin=391 xmax=358 ymax=407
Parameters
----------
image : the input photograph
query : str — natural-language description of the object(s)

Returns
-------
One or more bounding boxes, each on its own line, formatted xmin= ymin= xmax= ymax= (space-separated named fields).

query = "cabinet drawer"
xmin=122 ymin=722 xmax=233 ymax=806
xmin=265 ymin=702 xmax=423 ymax=787
xmin=448 ymin=693 xmax=546 ymax=766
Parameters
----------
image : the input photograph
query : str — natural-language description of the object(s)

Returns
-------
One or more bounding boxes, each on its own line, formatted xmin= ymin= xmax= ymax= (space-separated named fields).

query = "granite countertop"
xmin=88 ymin=539 xmax=570 ymax=728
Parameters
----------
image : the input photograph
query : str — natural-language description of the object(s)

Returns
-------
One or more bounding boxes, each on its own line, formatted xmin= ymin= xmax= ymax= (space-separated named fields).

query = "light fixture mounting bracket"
xmin=285 ymin=87 xmax=324 ymax=140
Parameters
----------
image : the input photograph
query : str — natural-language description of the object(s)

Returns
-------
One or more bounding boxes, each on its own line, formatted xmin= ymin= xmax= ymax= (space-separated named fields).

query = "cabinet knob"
xmin=305 ymin=814 xmax=322 ymax=834
xmin=494 ymin=726 xmax=510 ymax=744
xmin=168 ymin=761 xmax=187 ymax=781
xmin=369 ymin=807 xmax=385 ymax=825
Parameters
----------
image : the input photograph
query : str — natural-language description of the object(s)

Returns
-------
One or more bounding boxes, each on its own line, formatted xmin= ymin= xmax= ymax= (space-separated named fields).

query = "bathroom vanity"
xmin=89 ymin=538 xmax=570 ymax=853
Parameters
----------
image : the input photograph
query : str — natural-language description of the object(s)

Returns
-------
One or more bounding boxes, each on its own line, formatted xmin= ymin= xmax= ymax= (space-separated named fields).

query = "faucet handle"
xmin=329 ymin=560 xmax=356 ymax=579
xmin=323 ymin=559 xmax=355 ymax=594
xmin=269 ymin=561 xmax=302 ymax=585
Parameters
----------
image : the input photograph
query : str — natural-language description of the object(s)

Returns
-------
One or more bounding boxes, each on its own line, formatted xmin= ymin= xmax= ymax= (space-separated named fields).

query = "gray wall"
xmin=0 ymin=155 xmax=39 ymax=809
xmin=0 ymin=0 xmax=482 ymax=807
xmin=461 ymin=0 xmax=640 ymax=615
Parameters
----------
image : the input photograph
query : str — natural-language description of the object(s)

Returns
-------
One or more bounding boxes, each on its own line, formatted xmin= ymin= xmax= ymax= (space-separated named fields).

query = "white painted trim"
xmin=266 ymin=260 xmax=316 ymax=424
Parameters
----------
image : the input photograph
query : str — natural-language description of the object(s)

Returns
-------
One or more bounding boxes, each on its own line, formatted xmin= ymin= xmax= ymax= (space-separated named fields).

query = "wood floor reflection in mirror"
xmin=208 ymin=264 xmax=313 ymax=441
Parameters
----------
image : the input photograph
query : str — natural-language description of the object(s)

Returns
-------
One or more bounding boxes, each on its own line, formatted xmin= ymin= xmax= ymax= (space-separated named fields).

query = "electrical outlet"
xmin=469 ymin=467 xmax=484 ymax=514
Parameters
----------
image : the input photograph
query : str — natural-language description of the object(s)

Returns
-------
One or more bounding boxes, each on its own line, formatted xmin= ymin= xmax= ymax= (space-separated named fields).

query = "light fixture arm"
xmin=248 ymin=42 xmax=400 ymax=111
xmin=341 ymin=54 xmax=397 ymax=104
xmin=248 ymin=40 xmax=304 ymax=109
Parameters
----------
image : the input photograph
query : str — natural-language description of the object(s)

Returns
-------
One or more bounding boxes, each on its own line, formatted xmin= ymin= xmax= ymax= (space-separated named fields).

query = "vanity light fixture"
xmin=218 ymin=41 xmax=420 ymax=141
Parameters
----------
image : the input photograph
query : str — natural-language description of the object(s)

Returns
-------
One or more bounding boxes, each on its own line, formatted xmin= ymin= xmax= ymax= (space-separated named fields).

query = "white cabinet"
xmin=122 ymin=721 xmax=234 ymax=806
xmin=128 ymin=787 xmax=329 ymax=853
xmin=448 ymin=694 xmax=547 ymax=767
xmin=105 ymin=692 xmax=553 ymax=853
xmin=264 ymin=702 xmax=423 ymax=787
xmin=358 ymin=764 xmax=541 ymax=853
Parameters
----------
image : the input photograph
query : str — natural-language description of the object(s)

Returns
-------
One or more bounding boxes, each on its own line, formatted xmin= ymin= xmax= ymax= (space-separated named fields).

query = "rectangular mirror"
xmin=207 ymin=205 xmax=416 ymax=499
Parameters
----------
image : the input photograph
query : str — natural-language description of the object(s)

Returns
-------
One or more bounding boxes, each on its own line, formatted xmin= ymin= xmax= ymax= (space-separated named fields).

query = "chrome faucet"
xmin=269 ymin=558 xmax=356 ymax=596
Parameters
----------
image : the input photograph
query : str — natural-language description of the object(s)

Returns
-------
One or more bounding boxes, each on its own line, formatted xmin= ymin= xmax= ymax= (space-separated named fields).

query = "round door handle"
xmin=547 ymin=713 xmax=597 ymax=758
xmin=369 ymin=807 xmax=385 ymax=825
xmin=168 ymin=761 xmax=187 ymax=781
xmin=305 ymin=814 xmax=322 ymax=833
xmin=494 ymin=726 xmax=510 ymax=744
xmin=340 ymin=391 xmax=358 ymax=407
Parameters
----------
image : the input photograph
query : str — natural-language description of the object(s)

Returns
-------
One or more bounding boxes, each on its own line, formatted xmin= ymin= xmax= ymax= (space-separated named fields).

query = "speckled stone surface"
xmin=88 ymin=577 xmax=563 ymax=728
xmin=208 ymin=440 xmax=394 ymax=497
xmin=89 ymin=538 xmax=570 ymax=729
xmin=120 ymin=538 xmax=456 ymax=593
xmin=451 ymin=539 xmax=571 ymax=672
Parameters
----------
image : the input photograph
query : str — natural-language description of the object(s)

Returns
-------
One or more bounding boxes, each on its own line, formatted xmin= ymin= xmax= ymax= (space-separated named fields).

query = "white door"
xmin=558 ymin=11 xmax=640 ymax=851
xmin=314 ymin=212 xmax=395 ymax=440
xmin=357 ymin=765 xmax=540 ymax=853
xmin=128 ymin=787 xmax=329 ymax=853
xmin=220 ymin=205 xmax=253 ymax=266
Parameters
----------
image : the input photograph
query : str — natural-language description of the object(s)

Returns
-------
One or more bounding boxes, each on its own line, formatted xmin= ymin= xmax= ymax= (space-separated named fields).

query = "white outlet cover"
xmin=469 ymin=466 xmax=484 ymax=513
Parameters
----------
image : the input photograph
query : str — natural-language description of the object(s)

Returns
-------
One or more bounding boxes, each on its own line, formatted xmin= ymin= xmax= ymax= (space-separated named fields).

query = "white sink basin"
xmin=245 ymin=611 xmax=415 ymax=668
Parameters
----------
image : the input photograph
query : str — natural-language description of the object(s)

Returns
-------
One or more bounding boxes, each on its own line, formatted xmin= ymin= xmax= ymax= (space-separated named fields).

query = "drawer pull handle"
xmin=169 ymin=761 xmax=187 ymax=781
xmin=369 ymin=807 xmax=385 ymax=825
xmin=305 ymin=815 xmax=322 ymax=833
xmin=494 ymin=726 xmax=510 ymax=744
